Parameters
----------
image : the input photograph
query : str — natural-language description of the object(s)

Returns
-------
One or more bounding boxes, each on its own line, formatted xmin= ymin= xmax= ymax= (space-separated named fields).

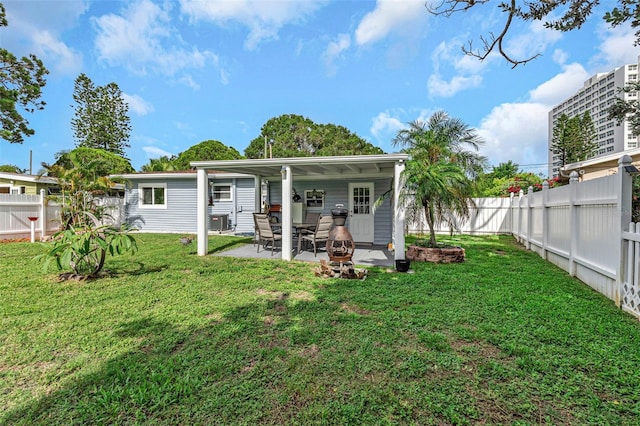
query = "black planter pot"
xmin=395 ymin=259 xmax=411 ymax=272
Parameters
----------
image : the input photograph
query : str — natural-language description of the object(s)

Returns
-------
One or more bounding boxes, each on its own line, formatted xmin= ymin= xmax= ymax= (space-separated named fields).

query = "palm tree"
xmin=395 ymin=111 xmax=487 ymax=247
xmin=140 ymin=156 xmax=177 ymax=172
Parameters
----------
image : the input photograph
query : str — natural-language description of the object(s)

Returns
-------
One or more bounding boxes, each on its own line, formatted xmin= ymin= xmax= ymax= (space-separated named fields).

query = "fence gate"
xmin=623 ymin=223 xmax=640 ymax=320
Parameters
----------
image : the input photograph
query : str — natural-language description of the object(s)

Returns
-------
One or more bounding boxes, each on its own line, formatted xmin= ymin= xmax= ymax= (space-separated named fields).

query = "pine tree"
xmin=71 ymin=73 xmax=131 ymax=158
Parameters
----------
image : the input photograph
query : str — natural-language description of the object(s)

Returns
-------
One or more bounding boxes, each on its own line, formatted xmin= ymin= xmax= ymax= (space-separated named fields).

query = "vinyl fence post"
xmin=40 ymin=189 xmax=47 ymax=239
xmin=568 ymin=171 xmax=579 ymax=277
xmin=616 ymin=155 xmax=634 ymax=307
xmin=518 ymin=189 xmax=524 ymax=243
xmin=525 ymin=186 xmax=533 ymax=250
xmin=542 ymin=181 xmax=549 ymax=260
xmin=509 ymin=192 xmax=514 ymax=234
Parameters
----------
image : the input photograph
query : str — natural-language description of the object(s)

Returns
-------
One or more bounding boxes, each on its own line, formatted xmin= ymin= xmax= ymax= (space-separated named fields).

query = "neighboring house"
xmin=114 ymin=171 xmax=259 ymax=234
xmin=562 ymin=148 xmax=640 ymax=180
xmin=0 ymin=172 xmax=59 ymax=195
xmin=190 ymin=154 xmax=409 ymax=261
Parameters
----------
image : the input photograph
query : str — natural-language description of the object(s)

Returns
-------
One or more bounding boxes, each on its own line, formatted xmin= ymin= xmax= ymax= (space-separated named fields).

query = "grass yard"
xmin=1 ymin=233 xmax=640 ymax=425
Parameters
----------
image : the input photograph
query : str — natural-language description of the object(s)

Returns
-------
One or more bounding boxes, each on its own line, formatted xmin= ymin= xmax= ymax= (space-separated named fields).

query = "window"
xmin=305 ymin=189 xmax=325 ymax=209
xmin=212 ymin=184 xmax=232 ymax=202
xmin=139 ymin=184 xmax=166 ymax=207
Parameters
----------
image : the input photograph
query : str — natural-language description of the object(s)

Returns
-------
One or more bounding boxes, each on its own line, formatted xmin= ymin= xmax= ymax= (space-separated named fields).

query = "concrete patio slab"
xmin=212 ymin=241 xmax=395 ymax=268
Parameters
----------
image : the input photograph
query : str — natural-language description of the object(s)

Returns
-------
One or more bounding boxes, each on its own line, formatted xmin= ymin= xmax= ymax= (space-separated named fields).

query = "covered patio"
xmin=191 ymin=154 xmax=409 ymax=262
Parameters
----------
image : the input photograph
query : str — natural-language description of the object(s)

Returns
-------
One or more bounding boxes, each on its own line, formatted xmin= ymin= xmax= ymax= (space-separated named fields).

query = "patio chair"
xmin=252 ymin=213 xmax=269 ymax=246
xmin=299 ymin=215 xmax=333 ymax=256
xmin=304 ymin=212 xmax=320 ymax=227
xmin=255 ymin=214 xmax=282 ymax=255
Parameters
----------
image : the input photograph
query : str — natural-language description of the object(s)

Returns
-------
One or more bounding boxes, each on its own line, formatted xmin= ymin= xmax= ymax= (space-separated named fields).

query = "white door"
xmin=348 ymin=182 xmax=375 ymax=243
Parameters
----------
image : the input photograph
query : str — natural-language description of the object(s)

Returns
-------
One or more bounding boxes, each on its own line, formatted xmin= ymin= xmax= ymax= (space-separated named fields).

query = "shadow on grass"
xmin=106 ymin=261 xmax=169 ymax=277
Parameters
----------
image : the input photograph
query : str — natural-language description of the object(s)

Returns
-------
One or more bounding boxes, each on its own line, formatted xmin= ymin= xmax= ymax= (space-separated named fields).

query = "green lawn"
xmin=1 ymin=233 xmax=639 ymax=425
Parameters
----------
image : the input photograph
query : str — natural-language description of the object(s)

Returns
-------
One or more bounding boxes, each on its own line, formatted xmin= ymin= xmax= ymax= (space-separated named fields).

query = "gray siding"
xmin=209 ymin=178 xmax=256 ymax=234
xmin=124 ymin=176 xmax=256 ymax=234
xmin=124 ymin=178 xmax=197 ymax=233
xmin=267 ymin=177 xmax=393 ymax=244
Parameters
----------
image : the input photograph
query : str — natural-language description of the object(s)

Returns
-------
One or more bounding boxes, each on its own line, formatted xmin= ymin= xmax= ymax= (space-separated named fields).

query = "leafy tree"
xmin=0 ymin=2 xmax=48 ymax=143
xmin=71 ymin=73 xmax=131 ymax=157
xmin=428 ymin=0 xmax=638 ymax=67
xmin=173 ymin=140 xmax=242 ymax=170
xmin=608 ymin=81 xmax=640 ymax=136
xmin=244 ymin=114 xmax=383 ymax=158
xmin=490 ymin=161 xmax=519 ymax=180
xmin=0 ymin=163 xmax=24 ymax=173
xmin=550 ymin=112 xmax=597 ymax=167
xmin=394 ymin=111 xmax=487 ymax=247
xmin=140 ymin=155 xmax=178 ymax=172
xmin=46 ymin=147 xmax=134 ymax=180
xmin=37 ymin=152 xmax=137 ymax=279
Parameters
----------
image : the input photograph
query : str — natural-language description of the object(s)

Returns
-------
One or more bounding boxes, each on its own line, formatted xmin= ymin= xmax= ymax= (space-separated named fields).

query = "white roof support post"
xmin=196 ymin=168 xmax=208 ymax=256
xmin=254 ymin=175 xmax=262 ymax=213
xmin=280 ymin=165 xmax=293 ymax=261
xmin=394 ymin=160 xmax=406 ymax=260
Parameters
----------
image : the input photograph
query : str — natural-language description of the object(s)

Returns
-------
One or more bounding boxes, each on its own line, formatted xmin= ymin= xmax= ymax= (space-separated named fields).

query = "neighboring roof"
xmin=190 ymin=154 xmax=409 ymax=178
xmin=562 ymin=148 xmax=640 ymax=173
xmin=0 ymin=172 xmax=58 ymax=185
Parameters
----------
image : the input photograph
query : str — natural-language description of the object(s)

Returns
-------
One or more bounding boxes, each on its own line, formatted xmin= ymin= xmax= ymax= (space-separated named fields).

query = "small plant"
xmin=38 ymin=211 xmax=137 ymax=279
xmin=37 ymin=158 xmax=138 ymax=280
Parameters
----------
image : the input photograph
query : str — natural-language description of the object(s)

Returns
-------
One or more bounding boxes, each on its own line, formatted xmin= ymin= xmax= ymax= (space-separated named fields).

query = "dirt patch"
xmin=256 ymin=288 xmax=288 ymax=300
xmin=339 ymin=303 xmax=371 ymax=316
xmin=299 ymin=344 xmax=320 ymax=359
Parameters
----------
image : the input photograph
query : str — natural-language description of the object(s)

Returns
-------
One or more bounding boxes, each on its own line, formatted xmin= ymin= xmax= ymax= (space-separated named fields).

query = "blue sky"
xmin=2 ymin=0 xmax=640 ymax=176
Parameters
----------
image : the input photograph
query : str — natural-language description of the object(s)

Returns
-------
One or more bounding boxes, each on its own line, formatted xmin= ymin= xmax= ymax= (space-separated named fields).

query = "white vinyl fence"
xmin=0 ymin=190 xmax=124 ymax=241
xmin=407 ymin=155 xmax=639 ymax=320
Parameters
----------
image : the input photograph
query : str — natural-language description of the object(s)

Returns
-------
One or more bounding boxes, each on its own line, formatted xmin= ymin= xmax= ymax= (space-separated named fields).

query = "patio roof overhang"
xmin=192 ymin=154 xmax=409 ymax=262
xmin=190 ymin=153 xmax=409 ymax=179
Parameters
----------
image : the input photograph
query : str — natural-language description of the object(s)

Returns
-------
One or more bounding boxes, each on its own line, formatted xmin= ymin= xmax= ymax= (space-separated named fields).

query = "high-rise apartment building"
xmin=548 ymin=57 xmax=640 ymax=177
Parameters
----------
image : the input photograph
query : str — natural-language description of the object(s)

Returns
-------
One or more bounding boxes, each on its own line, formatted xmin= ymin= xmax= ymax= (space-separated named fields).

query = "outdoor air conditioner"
xmin=209 ymin=214 xmax=229 ymax=232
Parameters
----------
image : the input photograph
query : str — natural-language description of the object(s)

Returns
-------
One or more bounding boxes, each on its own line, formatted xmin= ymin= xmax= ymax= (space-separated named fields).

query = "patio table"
xmin=294 ymin=222 xmax=317 ymax=253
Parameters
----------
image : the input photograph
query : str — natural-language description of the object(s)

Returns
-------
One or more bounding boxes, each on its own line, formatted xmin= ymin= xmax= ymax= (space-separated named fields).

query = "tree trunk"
xmin=424 ymin=203 xmax=437 ymax=246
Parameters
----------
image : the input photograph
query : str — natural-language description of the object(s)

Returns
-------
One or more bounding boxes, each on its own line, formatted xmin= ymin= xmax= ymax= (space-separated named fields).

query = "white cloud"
xmin=552 ymin=49 xmax=568 ymax=65
xmin=3 ymin=0 xmax=86 ymax=76
xmin=504 ymin=20 xmax=562 ymax=64
xmin=528 ymin=62 xmax=589 ymax=105
xmin=322 ymin=34 xmax=351 ymax=76
xmin=122 ymin=93 xmax=154 ymax=116
xmin=93 ymin=0 xmax=219 ymax=82
xmin=427 ymin=74 xmax=483 ymax=98
xmin=179 ymin=0 xmax=327 ymax=50
xmin=31 ymin=30 xmax=83 ymax=75
xmin=593 ymin=22 xmax=640 ymax=69
xmin=354 ymin=0 xmax=426 ymax=46
xmin=370 ymin=111 xmax=404 ymax=141
xmin=369 ymin=108 xmax=436 ymax=151
xmin=142 ymin=146 xmax=174 ymax=158
xmin=178 ymin=75 xmax=200 ymax=91
xmin=477 ymin=103 xmax=550 ymax=174
xmin=427 ymin=39 xmax=486 ymax=98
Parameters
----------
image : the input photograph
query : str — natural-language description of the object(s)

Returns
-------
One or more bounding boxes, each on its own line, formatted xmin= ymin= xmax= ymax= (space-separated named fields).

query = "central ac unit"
xmin=210 ymin=214 xmax=229 ymax=231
